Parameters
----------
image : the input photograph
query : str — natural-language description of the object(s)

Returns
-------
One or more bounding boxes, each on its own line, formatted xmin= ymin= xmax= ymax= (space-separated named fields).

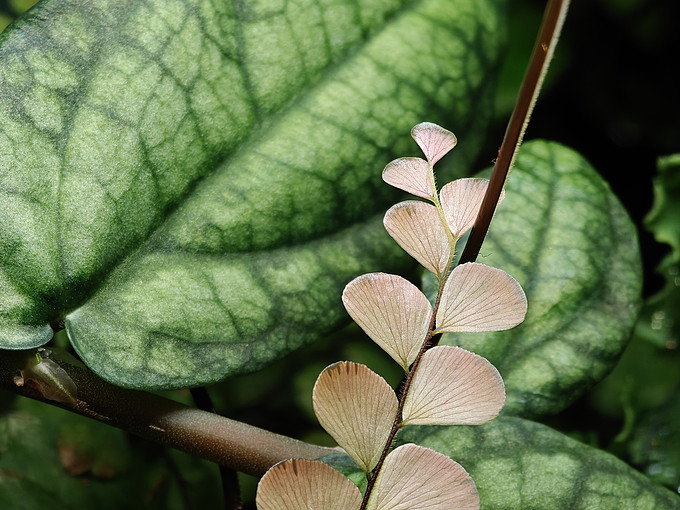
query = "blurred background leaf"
xmin=0 ymin=398 xmax=223 ymax=510
xmin=0 ymin=0 xmax=36 ymax=31
xmin=586 ymin=154 xmax=680 ymax=490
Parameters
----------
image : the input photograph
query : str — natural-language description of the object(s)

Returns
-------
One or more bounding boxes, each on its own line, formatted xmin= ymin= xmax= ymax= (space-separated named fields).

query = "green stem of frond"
xmin=428 ymin=163 xmax=458 ymax=282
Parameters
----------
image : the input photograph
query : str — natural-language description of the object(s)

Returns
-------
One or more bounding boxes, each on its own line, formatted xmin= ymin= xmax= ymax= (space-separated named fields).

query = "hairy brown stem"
xmin=0 ymin=349 xmax=335 ymax=478
xmin=459 ymin=0 xmax=570 ymax=265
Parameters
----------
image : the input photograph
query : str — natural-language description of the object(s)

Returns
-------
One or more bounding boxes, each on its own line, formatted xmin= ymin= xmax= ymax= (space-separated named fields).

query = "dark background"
xmin=505 ymin=0 xmax=680 ymax=294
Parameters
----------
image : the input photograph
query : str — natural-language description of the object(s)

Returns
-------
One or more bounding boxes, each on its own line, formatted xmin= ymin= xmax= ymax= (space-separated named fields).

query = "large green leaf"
xmin=440 ymin=140 xmax=642 ymax=417
xmin=395 ymin=417 xmax=680 ymax=509
xmin=0 ymin=397 xmax=223 ymax=509
xmin=0 ymin=0 xmax=506 ymax=387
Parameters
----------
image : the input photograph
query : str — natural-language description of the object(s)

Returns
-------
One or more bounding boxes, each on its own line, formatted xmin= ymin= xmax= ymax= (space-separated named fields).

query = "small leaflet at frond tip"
xmin=256 ymin=459 xmax=362 ymax=510
xmin=402 ymin=346 xmax=505 ymax=426
xmin=440 ymin=178 xmax=506 ymax=239
xmin=436 ymin=262 xmax=527 ymax=333
xmin=411 ymin=122 xmax=457 ymax=166
xmin=383 ymin=203 xmax=451 ymax=279
xmin=382 ymin=157 xmax=434 ymax=199
xmin=343 ymin=273 xmax=432 ymax=369
xmin=366 ymin=444 xmax=479 ymax=510
xmin=312 ymin=361 xmax=398 ymax=473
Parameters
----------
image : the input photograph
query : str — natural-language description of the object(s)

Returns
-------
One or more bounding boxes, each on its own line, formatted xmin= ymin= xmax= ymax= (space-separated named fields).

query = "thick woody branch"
xmin=0 ymin=349 xmax=335 ymax=478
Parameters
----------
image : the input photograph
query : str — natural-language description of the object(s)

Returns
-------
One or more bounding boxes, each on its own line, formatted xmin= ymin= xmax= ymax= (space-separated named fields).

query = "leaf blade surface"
xmin=397 ymin=417 xmax=680 ymax=510
xmin=0 ymin=0 xmax=506 ymax=388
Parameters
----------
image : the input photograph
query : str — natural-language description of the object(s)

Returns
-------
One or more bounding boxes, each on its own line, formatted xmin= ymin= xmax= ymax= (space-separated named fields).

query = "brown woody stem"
xmin=459 ymin=0 xmax=570 ymax=265
xmin=0 ymin=349 xmax=335 ymax=478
